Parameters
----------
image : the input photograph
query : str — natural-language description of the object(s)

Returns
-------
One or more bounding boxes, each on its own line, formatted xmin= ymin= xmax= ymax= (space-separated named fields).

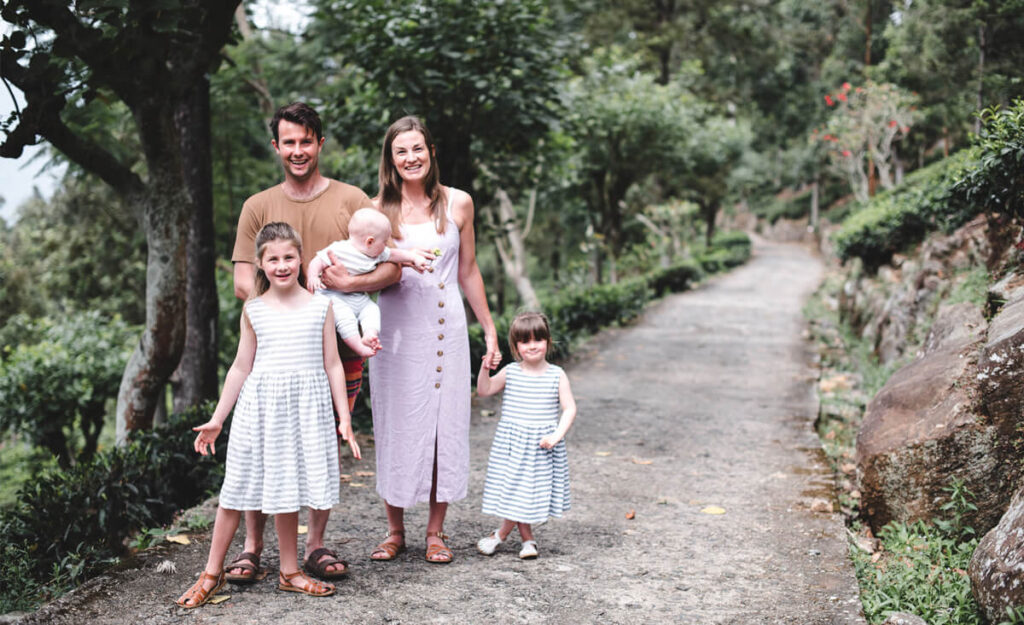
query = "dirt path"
xmin=20 ymin=238 xmax=866 ymax=625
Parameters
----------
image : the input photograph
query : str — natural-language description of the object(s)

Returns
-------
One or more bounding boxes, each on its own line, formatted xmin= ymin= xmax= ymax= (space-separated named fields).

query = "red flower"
xmin=823 ymin=134 xmax=833 ymax=141
xmin=842 ymin=82 xmax=851 ymax=92
xmin=825 ymin=95 xmax=834 ymax=106
xmin=838 ymin=93 xmax=847 ymax=102
xmin=902 ymin=126 xmax=910 ymax=133
xmin=842 ymin=150 xmax=852 ymax=157
xmin=855 ymin=87 xmax=863 ymax=93
xmin=889 ymin=120 xmax=898 ymax=127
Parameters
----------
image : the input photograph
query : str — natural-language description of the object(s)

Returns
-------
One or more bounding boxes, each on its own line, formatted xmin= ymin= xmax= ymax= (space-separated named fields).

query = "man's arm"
xmin=233 ymin=261 xmax=256 ymax=300
xmin=321 ymin=252 xmax=401 ymax=293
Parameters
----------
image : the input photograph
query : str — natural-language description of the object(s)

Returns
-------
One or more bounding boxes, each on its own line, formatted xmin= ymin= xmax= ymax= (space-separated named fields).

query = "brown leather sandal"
xmin=176 ymin=570 xmax=226 ymax=609
xmin=425 ymin=531 xmax=453 ymax=564
xmin=224 ymin=551 xmax=268 ymax=583
xmin=277 ymin=570 xmax=335 ymax=597
xmin=303 ymin=547 xmax=349 ymax=579
xmin=370 ymin=529 xmax=406 ymax=561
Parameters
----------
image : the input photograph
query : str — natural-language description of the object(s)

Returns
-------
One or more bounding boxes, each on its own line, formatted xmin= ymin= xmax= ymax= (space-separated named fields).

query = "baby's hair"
xmin=508 ymin=311 xmax=552 ymax=361
xmin=253 ymin=222 xmax=305 ymax=296
xmin=349 ymin=208 xmax=393 ymax=242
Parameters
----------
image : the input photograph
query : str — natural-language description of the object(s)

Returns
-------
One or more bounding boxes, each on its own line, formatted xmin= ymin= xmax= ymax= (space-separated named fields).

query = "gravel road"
xmin=17 ymin=237 xmax=866 ymax=625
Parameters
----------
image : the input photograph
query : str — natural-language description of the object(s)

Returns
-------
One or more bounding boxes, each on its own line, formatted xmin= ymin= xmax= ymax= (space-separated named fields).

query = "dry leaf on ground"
xmin=625 ymin=509 xmax=636 ymax=520
xmin=297 ymin=525 xmax=308 ymax=535
xmin=631 ymin=458 xmax=653 ymax=465
xmin=350 ymin=482 xmax=367 ymax=488
xmin=355 ymin=471 xmax=375 ymax=477
xmin=208 ymin=595 xmax=230 ymax=605
xmin=165 ymin=535 xmax=190 ymax=545
xmin=595 ymin=451 xmax=612 ymax=456
xmin=701 ymin=506 xmax=726 ymax=515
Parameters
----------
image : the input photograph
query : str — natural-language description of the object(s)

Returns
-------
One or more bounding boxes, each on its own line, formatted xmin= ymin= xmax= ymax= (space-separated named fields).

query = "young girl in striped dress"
xmin=176 ymin=222 xmax=361 ymax=609
xmin=476 ymin=312 xmax=577 ymax=559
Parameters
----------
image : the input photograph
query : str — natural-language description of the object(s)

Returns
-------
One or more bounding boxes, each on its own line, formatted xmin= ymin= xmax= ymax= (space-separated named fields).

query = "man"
xmin=229 ymin=102 xmax=400 ymax=582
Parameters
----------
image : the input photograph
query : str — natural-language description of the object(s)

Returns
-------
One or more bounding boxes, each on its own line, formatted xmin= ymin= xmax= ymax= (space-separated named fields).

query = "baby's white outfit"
xmin=314 ymin=239 xmax=390 ymax=339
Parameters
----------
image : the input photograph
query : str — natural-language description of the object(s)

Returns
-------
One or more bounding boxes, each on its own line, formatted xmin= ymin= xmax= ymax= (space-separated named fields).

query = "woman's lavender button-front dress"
xmin=370 ymin=194 xmax=471 ymax=508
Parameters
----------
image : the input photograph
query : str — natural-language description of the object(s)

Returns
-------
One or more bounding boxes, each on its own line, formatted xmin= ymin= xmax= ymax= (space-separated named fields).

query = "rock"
xmin=856 ymin=302 xmax=1007 ymax=534
xmin=880 ymin=612 xmax=929 ymax=625
xmin=969 ymin=486 xmax=1024 ymax=623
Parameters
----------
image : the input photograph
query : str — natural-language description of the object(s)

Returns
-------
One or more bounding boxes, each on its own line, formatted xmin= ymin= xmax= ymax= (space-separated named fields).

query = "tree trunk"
xmin=976 ymin=23 xmax=986 ymax=135
xmin=702 ymin=200 xmax=718 ymax=247
xmin=115 ymin=105 xmax=190 ymax=442
xmin=810 ymin=178 xmax=820 ymax=234
xmin=488 ymin=188 xmax=541 ymax=309
xmin=172 ymin=77 xmax=220 ymax=414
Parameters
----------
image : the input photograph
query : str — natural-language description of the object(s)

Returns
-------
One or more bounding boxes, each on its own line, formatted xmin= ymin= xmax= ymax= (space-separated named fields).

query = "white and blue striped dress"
xmin=481 ymin=362 xmax=571 ymax=524
xmin=218 ymin=294 xmax=340 ymax=515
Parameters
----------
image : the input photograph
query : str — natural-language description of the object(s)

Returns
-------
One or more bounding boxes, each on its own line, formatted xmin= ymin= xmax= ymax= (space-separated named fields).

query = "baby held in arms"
xmin=307 ymin=208 xmax=432 ymax=357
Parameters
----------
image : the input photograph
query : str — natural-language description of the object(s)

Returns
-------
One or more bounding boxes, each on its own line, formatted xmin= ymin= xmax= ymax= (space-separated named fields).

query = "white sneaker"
xmin=519 ymin=540 xmax=538 ymax=559
xmin=477 ymin=530 xmax=506 ymax=556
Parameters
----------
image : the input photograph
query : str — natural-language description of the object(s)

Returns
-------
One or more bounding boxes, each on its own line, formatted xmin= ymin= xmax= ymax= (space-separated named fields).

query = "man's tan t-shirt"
xmin=232 ymin=179 xmax=372 ymax=269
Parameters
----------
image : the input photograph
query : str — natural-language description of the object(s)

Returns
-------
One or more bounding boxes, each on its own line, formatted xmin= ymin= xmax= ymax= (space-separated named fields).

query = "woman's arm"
xmin=452 ymin=189 xmax=501 ymax=370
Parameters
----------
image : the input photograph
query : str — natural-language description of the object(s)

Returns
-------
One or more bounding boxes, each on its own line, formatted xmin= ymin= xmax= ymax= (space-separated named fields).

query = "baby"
xmin=307 ymin=208 xmax=431 ymax=357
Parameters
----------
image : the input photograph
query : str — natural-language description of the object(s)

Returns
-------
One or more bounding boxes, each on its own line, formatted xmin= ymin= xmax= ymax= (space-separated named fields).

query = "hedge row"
xmin=470 ymin=230 xmax=751 ymax=363
xmin=0 ymin=405 xmax=224 ymax=612
xmin=833 ymin=149 xmax=977 ymax=271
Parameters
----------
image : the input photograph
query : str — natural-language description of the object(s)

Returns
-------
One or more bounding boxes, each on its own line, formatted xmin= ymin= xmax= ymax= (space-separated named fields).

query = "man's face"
xmin=272 ymin=120 xmax=324 ymax=182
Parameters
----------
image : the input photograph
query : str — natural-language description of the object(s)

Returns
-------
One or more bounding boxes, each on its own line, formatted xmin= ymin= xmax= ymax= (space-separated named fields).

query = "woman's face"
xmin=390 ymin=130 xmax=431 ymax=184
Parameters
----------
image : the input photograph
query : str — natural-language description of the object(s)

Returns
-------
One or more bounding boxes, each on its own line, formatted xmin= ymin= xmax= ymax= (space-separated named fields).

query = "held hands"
xmin=192 ymin=420 xmax=223 ymax=456
xmin=482 ymin=332 xmax=501 ymax=370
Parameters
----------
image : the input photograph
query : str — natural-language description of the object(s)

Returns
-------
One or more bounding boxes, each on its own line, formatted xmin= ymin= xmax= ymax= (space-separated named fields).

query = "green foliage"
xmin=833 ymin=150 xmax=977 ymax=271
xmin=951 ymin=101 xmax=1024 ymax=220
xmin=852 ymin=481 xmax=982 ymax=625
xmin=0 ymin=404 xmax=224 ymax=612
xmin=648 ymin=260 xmax=705 ymax=297
xmin=0 ymin=312 xmax=136 ymax=468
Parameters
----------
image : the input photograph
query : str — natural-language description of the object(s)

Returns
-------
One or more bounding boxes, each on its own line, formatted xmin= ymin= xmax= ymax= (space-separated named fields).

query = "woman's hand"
xmin=483 ymin=331 xmax=501 ymax=370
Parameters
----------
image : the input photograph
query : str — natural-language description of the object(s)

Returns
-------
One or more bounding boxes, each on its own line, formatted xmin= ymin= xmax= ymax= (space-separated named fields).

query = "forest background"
xmin=1 ymin=0 xmax=1024 ymax=620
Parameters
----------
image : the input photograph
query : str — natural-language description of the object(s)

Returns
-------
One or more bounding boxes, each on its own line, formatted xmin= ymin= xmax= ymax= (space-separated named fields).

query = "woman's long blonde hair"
xmin=253 ymin=222 xmax=305 ymax=296
xmin=377 ymin=115 xmax=447 ymax=239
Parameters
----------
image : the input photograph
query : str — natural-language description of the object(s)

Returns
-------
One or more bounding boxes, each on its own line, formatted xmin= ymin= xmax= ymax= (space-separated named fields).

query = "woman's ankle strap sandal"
xmin=370 ymin=528 xmax=406 ymax=561
xmin=425 ymin=531 xmax=453 ymax=564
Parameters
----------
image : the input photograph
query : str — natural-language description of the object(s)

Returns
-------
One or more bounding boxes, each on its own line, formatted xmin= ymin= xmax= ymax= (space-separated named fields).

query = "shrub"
xmin=951 ymin=100 xmax=1024 ymax=220
xmin=0 ymin=405 xmax=224 ymax=612
xmin=0 ymin=311 xmax=136 ymax=467
xmin=649 ymin=259 xmax=704 ymax=296
xmin=833 ymin=150 xmax=976 ymax=271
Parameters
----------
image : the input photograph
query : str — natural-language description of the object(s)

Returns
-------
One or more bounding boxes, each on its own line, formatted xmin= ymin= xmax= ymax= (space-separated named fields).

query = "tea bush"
xmin=0 ymin=404 xmax=224 ymax=612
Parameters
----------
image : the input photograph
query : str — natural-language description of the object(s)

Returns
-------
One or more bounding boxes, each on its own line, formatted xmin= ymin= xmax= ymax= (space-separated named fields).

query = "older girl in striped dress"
xmin=176 ymin=222 xmax=361 ymax=609
xmin=476 ymin=312 xmax=577 ymax=559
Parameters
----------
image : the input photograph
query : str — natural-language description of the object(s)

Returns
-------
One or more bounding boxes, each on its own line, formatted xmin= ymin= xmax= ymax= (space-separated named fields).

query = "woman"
xmin=369 ymin=116 xmax=501 ymax=563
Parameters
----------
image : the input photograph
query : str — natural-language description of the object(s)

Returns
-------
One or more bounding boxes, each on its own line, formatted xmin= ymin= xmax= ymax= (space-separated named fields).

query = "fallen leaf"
xmin=625 ymin=509 xmax=636 ymax=520
xmin=165 ymin=534 xmax=190 ymax=545
xmin=810 ymin=499 xmax=833 ymax=513
xmin=871 ymin=552 xmax=882 ymax=563
xmin=339 ymin=474 xmax=352 ymax=482
xmin=480 ymin=409 xmax=495 ymax=417
xmin=824 ymin=430 xmax=836 ymax=440
xmin=595 ymin=451 xmax=612 ymax=457
xmin=849 ymin=490 xmax=861 ymax=499
xmin=631 ymin=457 xmax=653 ymax=465
xmin=208 ymin=595 xmax=230 ymax=605
xmin=350 ymin=482 xmax=367 ymax=488
xmin=687 ymin=499 xmax=703 ymax=506
xmin=840 ymin=463 xmax=856 ymax=474
xmin=355 ymin=471 xmax=375 ymax=477
xmin=297 ymin=525 xmax=308 ymax=535
xmin=701 ymin=506 xmax=726 ymax=515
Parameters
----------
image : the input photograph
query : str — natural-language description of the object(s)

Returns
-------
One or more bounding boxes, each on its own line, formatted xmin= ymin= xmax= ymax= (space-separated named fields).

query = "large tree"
xmin=1 ymin=0 xmax=238 ymax=439
xmin=309 ymin=0 xmax=566 ymax=195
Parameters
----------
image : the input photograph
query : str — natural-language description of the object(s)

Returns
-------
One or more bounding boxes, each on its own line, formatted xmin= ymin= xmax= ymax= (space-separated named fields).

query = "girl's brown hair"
xmin=253 ymin=222 xmax=305 ymax=296
xmin=508 ymin=312 xmax=552 ymax=361
xmin=377 ymin=115 xmax=446 ymax=239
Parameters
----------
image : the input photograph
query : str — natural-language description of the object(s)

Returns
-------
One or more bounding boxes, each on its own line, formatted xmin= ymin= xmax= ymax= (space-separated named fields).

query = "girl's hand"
xmin=338 ymin=422 xmax=362 ymax=460
xmin=192 ymin=421 xmax=222 ymax=456
xmin=539 ymin=434 xmax=560 ymax=449
xmin=483 ymin=332 xmax=501 ymax=370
